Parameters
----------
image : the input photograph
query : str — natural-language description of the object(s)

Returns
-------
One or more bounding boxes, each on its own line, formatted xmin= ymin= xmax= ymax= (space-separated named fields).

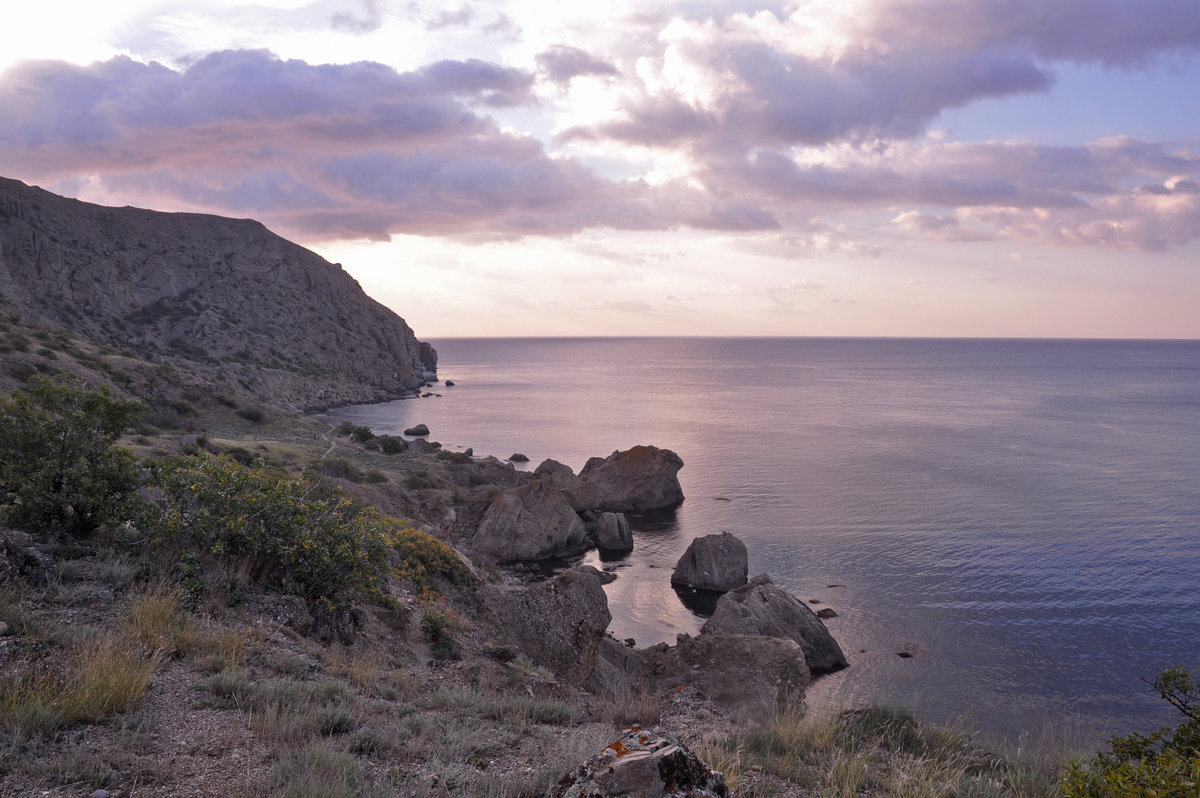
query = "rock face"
xmin=644 ymin=633 xmax=812 ymax=720
xmin=484 ymin=568 xmax=611 ymax=684
xmin=701 ymin=574 xmax=848 ymax=674
xmin=593 ymin=512 xmax=633 ymax=551
xmin=670 ymin=532 xmax=748 ymax=592
xmin=576 ymin=446 xmax=685 ymax=512
xmin=469 ymin=481 xmax=589 ymax=561
xmin=556 ymin=729 xmax=728 ymax=798
xmin=0 ymin=177 xmax=435 ymax=408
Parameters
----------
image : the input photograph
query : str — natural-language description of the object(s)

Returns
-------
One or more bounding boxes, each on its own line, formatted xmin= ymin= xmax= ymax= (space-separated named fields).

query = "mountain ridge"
xmin=0 ymin=177 xmax=435 ymax=409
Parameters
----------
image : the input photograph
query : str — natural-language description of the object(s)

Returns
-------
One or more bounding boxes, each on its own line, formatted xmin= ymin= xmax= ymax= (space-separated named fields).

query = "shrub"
xmin=377 ymin=435 xmax=407 ymax=454
xmin=236 ymin=406 xmax=265 ymax=423
xmin=1063 ymin=664 xmax=1200 ymax=796
xmin=383 ymin=519 xmax=475 ymax=599
xmin=313 ymin=458 xmax=364 ymax=483
xmin=148 ymin=455 xmax=394 ymax=617
xmin=0 ymin=376 xmax=144 ymax=535
xmin=419 ymin=608 xmax=460 ymax=660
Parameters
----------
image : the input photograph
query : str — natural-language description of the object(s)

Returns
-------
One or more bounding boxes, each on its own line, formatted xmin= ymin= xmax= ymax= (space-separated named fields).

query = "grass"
xmin=270 ymin=740 xmax=364 ymax=798
xmin=694 ymin=705 xmax=1066 ymax=798
xmin=1 ymin=632 xmax=159 ymax=739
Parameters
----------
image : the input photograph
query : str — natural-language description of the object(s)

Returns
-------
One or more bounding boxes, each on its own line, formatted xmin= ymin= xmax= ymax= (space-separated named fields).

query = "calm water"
xmin=322 ymin=338 xmax=1200 ymax=745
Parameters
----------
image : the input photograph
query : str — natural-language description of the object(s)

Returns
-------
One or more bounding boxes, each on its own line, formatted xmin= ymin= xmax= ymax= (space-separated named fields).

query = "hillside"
xmin=0 ymin=177 xmax=436 ymax=409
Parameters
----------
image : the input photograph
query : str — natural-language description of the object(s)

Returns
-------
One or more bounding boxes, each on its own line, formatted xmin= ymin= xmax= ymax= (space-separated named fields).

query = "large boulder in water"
xmin=701 ymin=574 xmax=848 ymax=674
xmin=469 ymin=481 xmax=589 ymax=561
xmin=556 ymin=728 xmax=728 ymax=798
xmin=483 ymin=568 xmax=611 ymax=685
xmin=670 ymin=532 xmax=748 ymax=592
xmin=576 ymin=445 xmax=685 ymax=513
xmin=593 ymin=512 xmax=633 ymax=551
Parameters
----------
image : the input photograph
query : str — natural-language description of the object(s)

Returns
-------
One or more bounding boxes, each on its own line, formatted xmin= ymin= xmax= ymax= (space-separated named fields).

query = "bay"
xmin=321 ymin=337 xmax=1200 ymax=745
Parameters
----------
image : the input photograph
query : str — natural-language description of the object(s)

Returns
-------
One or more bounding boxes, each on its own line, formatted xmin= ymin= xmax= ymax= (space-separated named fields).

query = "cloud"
xmin=536 ymin=45 xmax=619 ymax=84
xmin=331 ymin=0 xmax=384 ymax=34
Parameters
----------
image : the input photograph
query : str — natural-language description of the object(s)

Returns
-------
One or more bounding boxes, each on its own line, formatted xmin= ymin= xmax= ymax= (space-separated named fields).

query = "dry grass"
xmin=325 ymin=644 xmax=382 ymax=691
xmin=694 ymin=704 xmax=1065 ymax=798
xmin=1 ymin=632 xmax=158 ymax=739
xmin=608 ymin=685 xmax=662 ymax=728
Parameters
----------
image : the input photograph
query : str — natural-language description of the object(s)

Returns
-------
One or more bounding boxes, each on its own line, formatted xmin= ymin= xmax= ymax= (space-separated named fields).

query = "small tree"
xmin=0 ymin=376 xmax=144 ymax=535
xmin=1064 ymin=665 xmax=1200 ymax=796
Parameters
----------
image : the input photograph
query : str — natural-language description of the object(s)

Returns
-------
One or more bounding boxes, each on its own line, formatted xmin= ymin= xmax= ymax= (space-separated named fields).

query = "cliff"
xmin=0 ymin=177 xmax=435 ymax=408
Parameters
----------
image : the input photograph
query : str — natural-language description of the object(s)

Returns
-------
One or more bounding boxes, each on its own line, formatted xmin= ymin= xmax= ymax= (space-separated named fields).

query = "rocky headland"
xmin=0 ymin=182 xmax=1070 ymax=796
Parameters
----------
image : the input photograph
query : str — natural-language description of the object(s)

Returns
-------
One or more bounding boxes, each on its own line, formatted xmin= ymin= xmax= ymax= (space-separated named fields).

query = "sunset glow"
xmin=1 ymin=0 xmax=1197 ymax=337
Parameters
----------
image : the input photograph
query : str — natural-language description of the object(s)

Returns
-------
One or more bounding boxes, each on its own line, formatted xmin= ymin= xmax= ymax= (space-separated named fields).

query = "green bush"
xmin=419 ymin=608 xmax=460 ymax=660
xmin=1063 ymin=665 xmax=1200 ymax=796
xmin=377 ymin=435 xmax=407 ymax=455
xmin=0 ymin=376 xmax=144 ymax=535
xmin=148 ymin=455 xmax=394 ymax=616
xmin=383 ymin=520 xmax=475 ymax=599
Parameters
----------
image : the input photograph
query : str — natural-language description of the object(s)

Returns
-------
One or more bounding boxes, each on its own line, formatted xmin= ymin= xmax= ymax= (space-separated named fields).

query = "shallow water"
xmin=322 ymin=337 xmax=1200 ymax=745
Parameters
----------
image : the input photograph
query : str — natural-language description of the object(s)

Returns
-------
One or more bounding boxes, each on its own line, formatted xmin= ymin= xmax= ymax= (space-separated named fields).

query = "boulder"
xmin=469 ymin=481 xmax=589 ymax=561
xmin=594 ymin=512 xmax=633 ymax=551
xmin=483 ymin=568 xmax=611 ymax=684
xmin=576 ymin=446 xmax=685 ymax=512
xmin=508 ymin=453 xmax=530 ymax=463
xmin=403 ymin=423 xmax=429 ymax=436
xmin=701 ymin=574 xmax=848 ymax=674
xmin=556 ymin=729 xmax=728 ymax=798
xmin=670 ymin=532 xmax=748 ymax=592
xmin=534 ymin=458 xmax=577 ymax=489
xmin=643 ymin=633 xmax=811 ymax=720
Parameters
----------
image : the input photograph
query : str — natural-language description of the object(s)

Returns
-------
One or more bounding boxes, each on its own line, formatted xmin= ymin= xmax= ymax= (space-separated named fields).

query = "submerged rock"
xmin=702 ymin=574 xmax=848 ymax=674
xmin=670 ymin=531 xmax=748 ymax=592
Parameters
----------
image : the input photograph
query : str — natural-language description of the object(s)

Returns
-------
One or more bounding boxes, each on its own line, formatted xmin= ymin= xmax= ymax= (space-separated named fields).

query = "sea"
xmin=319 ymin=337 xmax=1200 ymax=747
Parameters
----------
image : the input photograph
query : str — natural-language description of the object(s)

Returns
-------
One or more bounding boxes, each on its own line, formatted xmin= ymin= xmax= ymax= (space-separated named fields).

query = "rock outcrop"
xmin=0 ymin=177 xmax=435 ymax=408
xmin=593 ymin=512 xmax=633 ymax=551
xmin=643 ymin=633 xmax=812 ymax=720
xmin=575 ymin=446 xmax=685 ymax=513
xmin=483 ymin=568 xmax=611 ymax=685
xmin=701 ymin=574 xmax=848 ymax=674
xmin=469 ymin=481 xmax=589 ymax=561
xmin=556 ymin=729 xmax=728 ymax=798
xmin=670 ymin=532 xmax=748 ymax=592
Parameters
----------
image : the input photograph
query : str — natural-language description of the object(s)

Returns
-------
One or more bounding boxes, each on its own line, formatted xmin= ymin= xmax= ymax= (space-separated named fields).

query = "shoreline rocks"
xmin=468 ymin=481 xmax=588 ymax=561
xmin=670 ymin=531 xmax=748 ymax=593
xmin=576 ymin=446 xmax=685 ymax=513
xmin=702 ymin=574 xmax=848 ymax=674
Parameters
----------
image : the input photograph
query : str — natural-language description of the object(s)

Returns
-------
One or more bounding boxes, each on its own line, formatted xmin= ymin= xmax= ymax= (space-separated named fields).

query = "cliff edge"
xmin=0 ymin=177 xmax=435 ymax=408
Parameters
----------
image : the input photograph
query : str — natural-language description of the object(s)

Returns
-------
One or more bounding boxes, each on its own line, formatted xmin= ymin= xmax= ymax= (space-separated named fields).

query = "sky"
xmin=1 ymin=1 xmax=1198 ymax=338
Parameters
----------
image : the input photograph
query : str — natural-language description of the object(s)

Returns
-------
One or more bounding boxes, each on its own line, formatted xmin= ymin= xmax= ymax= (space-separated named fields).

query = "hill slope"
xmin=0 ymin=177 xmax=436 ymax=408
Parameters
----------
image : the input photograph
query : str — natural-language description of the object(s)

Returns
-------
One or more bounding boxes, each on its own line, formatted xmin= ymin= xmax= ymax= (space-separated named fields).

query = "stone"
xmin=816 ymin=608 xmax=839 ymax=619
xmin=444 ymin=380 xmax=455 ymax=386
xmin=469 ymin=480 xmax=590 ymax=561
xmin=483 ymin=568 xmax=611 ymax=684
xmin=508 ymin=452 xmax=530 ymax=462
xmin=670 ymin=532 xmax=748 ymax=592
xmin=593 ymin=512 xmax=633 ymax=551
xmin=404 ymin=423 xmax=430 ymax=436
xmin=644 ymin=633 xmax=811 ymax=720
xmin=534 ymin=458 xmax=578 ymax=489
xmin=576 ymin=445 xmax=685 ymax=513
xmin=556 ymin=729 xmax=728 ymax=798
xmin=701 ymin=574 xmax=848 ymax=674
xmin=577 ymin=564 xmax=617 ymax=584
